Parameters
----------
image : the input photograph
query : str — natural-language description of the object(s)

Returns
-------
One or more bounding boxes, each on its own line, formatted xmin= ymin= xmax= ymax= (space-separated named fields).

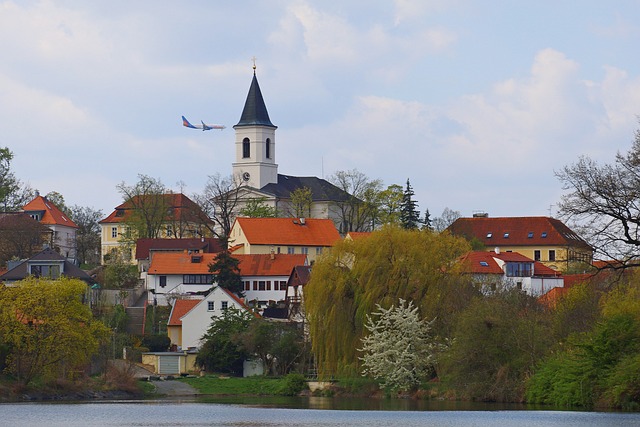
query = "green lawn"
xmin=180 ymin=375 xmax=304 ymax=396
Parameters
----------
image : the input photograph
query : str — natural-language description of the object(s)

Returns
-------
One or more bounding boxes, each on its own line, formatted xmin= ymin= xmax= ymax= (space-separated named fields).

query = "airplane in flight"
xmin=182 ymin=116 xmax=225 ymax=131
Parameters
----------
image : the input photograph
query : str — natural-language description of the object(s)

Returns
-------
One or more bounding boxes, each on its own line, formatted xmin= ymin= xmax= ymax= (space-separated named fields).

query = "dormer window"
xmin=527 ymin=232 xmax=534 ymax=238
xmin=486 ymin=233 xmax=492 ymax=238
xmin=541 ymin=232 xmax=547 ymax=238
xmin=503 ymin=233 xmax=509 ymax=238
xmin=191 ymin=256 xmax=202 ymax=263
xmin=243 ymin=138 xmax=250 ymax=158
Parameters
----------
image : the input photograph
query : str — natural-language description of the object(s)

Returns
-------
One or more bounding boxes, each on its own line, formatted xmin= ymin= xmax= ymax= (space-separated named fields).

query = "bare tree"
xmin=116 ymin=174 xmax=170 ymax=241
xmin=433 ymin=207 xmax=462 ymax=233
xmin=69 ymin=205 xmax=102 ymax=266
xmin=556 ymin=125 xmax=640 ymax=268
xmin=329 ymin=169 xmax=382 ymax=233
xmin=193 ymin=173 xmax=246 ymax=244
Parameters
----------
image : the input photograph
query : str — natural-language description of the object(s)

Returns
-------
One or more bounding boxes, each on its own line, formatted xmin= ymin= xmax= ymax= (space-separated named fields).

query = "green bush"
xmin=278 ymin=373 xmax=307 ymax=396
xmin=142 ymin=334 xmax=171 ymax=352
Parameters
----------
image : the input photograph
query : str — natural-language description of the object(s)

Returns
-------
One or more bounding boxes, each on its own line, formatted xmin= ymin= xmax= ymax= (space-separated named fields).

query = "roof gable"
xmin=168 ymin=299 xmax=200 ymax=326
xmin=234 ymin=217 xmax=340 ymax=246
xmin=22 ymin=195 xmax=78 ymax=228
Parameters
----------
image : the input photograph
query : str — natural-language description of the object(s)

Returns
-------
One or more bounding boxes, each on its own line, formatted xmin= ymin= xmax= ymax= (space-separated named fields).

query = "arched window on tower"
xmin=266 ymin=138 xmax=271 ymax=159
xmin=243 ymin=138 xmax=250 ymax=158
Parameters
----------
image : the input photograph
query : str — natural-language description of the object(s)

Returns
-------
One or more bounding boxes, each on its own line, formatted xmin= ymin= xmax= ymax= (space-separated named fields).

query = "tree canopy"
xmin=400 ymin=179 xmax=421 ymax=230
xmin=0 ymin=277 xmax=109 ymax=385
xmin=304 ymin=226 xmax=473 ymax=377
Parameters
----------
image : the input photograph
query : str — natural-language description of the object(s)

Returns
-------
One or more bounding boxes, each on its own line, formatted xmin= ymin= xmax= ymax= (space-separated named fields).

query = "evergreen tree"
xmin=209 ymin=250 xmax=244 ymax=297
xmin=400 ymin=179 xmax=421 ymax=229
xmin=423 ymin=209 xmax=432 ymax=231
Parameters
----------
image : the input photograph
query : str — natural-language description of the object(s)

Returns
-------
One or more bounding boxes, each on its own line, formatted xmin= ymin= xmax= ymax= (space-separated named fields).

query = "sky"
xmin=2 ymin=0 xmax=640 ymax=221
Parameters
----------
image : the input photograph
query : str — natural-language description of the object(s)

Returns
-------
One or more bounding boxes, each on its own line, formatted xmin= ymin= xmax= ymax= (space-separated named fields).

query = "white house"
xmin=146 ymin=251 xmax=307 ymax=307
xmin=459 ymin=249 xmax=564 ymax=296
xmin=171 ymin=286 xmax=255 ymax=350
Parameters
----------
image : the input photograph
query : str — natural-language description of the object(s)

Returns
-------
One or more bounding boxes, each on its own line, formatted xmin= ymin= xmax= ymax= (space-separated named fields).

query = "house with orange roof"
xmin=171 ymin=286 xmax=256 ymax=351
xmin=98 ymin=193 xmax=213 ymax=264
xmin=166 ymin=298 xmax=200 ymax=349
xmin=447 ymin=215 xmax=593 ymax=272
xmin=22 ymin=193 xmax=78 ymax=262
xmin=459 ymin=249 xmax=563 ymax=296
xmin=229 ymin=217 xmax=340 ymax=264
xmin=146 ymin=250 xmax=307 ymax=307
xmin=345 ymin=231 xmax=371 ymax=241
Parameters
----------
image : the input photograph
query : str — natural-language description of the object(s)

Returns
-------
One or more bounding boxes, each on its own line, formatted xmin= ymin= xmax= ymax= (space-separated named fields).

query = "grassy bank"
xmin=180 ymin=374 xmax=307 ymax=396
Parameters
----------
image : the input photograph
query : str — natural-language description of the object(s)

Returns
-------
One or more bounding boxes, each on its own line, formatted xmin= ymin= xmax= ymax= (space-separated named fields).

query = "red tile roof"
xmin=234 ymin=217 xmax=341 ymax=246
xmin=447 ymin=216 xmax=592 ymax=250
xmin=168 ymin=299 xmax=200 ymax=326
xmin=22 ymin=195 xmax=78 ymax=228
xmin=459 ymin=251 xmax=504 ymax=274
xmin=135 ymin=238 xmax=224 ymax=260
xmin=99 ymin=193 xmax=211 ymax=225
xmin=346 ymin=232 xmax=371 ymax=240
xmin=148 ymin=252 xmax=307 ymax=277
xmin=459 ymin=250 xmax=562 ymax=277
xmin=235 ymin=254 xmax=307 ymax=276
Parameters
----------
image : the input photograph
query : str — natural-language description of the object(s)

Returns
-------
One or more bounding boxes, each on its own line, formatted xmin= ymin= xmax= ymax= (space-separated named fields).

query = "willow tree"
xmin=0 ymin=277 xmax=110 ymax=385
xmin=304 ymin=226 xmax=473 ymax=377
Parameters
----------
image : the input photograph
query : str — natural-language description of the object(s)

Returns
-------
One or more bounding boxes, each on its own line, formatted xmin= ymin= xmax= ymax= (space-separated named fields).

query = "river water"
xmin=1 ymin=397 xmax=639 ymax=427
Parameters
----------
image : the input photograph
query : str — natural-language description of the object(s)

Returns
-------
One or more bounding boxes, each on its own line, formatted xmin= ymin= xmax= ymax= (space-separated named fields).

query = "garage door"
xmin=158 ymin=355 xmax=180 ymax=374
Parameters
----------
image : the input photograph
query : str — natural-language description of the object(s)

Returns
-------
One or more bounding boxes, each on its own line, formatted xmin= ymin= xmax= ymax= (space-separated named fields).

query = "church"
xmin=231 ymin=66 xmax=353 ymax=231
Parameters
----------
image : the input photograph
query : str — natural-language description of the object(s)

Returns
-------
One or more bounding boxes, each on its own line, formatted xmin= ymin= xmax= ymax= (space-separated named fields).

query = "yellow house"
xmin=99 ymin=193 xmax=212 ymax=264
xmin=447 ymin=216 xmax=593 ymax=272
xmin=229 ymin=217 xmax=341 ymax=264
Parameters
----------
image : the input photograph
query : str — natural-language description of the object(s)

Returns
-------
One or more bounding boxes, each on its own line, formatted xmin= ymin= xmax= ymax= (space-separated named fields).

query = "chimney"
xmin=495 ymin=247 xmax=500 ymax=254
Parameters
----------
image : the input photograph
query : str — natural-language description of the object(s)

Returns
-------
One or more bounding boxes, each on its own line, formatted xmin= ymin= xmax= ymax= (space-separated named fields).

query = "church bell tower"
xmin=232 ymin=65 xmax=278 ymax=189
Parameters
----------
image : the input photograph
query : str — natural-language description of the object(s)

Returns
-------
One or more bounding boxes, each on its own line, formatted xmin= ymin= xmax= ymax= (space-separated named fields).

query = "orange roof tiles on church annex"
xmin=22 ymin=195 xmax=78 ymax=228
xmin=148 ymin=252 xmax=307 ymax=277
xmin=234 ymin=217 xmax=341 ymax=247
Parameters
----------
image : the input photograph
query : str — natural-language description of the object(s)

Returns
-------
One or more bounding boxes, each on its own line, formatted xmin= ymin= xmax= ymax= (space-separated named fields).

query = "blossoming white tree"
xmin=359 ymin=299 xmax=439 ymax=392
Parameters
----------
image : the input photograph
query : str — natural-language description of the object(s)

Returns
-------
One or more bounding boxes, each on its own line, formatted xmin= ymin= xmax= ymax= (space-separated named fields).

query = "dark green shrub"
xmin=278 ymin=373 xmax=307 ymax=396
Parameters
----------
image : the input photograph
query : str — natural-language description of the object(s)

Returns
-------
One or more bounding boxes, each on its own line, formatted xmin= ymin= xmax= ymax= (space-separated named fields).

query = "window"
xmin=316 ymin=247 xmax=323 ymax=255
xmin=166 ymin=225 xmax=173 ymax=237
xmin=266 ymin=281 xmax=271 ymax=291
xmin=541 ymin=232 xmax=548 ymax=238
xmin=183 ymin=274 xmax=212 ymax=284
xmin=279 ymin=281 xmax=288 ymax=290
xmin=259 ymin=281 xmax=266 ymax=291
xmin=549 ymin=250 xmax=556 ymax=261
xmin=479 ymin=261 xmax=489 ymax=267
xmin=516 ymin=282 xmax=523 ymax=290
xmin=266 ymin=138 xmax=271 ymax=159
xmin=242 ymin=138 xmax=250 ymax=158
xmin=221 ymin=301 xmax=228 ymax=310
xmin=208 ymin=301 xmax=214 ymax=311
xmin=534 ymin=250 xmax=541 ymax=261
xmin=111 ymin=227 xmax=118 ymax=238
xmin=527 ymin=232 xmax=534 ymax=238
xmin=506 ymin=262 xmax=532 ymax=277
xmin=159 ymin=276 xmax=167 ymax=288
xmin=287 ymin=247 xmax=295 ymax=254
xmin=486 ymin=233 xmax=493 ymax=238
xmin=503 ymin=233 xmax=510 ymax=238
xmin=30 ymin=213 xmax=40 ymax=221
xmin=301 ymin=247 xmax=309 ymax=255
xmin=277 ymin=247 xmax=281 ymax=254
xmin=30 ymin=264 xmax=61 ymax=279
xmin=244 ymin=281 xmax=251 ymax=291
xmin=253 ymin=281 xmax=258 ymax=291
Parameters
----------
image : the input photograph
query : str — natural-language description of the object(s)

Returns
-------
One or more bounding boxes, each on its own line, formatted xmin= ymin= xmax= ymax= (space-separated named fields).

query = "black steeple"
xmin=234 ymin=70 xmax=276 ymax=128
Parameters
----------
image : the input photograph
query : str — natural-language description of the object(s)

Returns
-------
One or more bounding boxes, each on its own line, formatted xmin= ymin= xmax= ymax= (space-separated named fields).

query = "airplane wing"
xmin=201 ymin=121 xmax=225 ymax=130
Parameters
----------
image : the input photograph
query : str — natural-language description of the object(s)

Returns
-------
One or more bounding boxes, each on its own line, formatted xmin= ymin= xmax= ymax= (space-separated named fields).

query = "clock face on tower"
xmin=242 ymin=172 xmax=251 ymax=182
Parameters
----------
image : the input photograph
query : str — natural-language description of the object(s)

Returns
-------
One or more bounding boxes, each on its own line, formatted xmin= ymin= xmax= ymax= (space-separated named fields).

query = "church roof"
xmin=260 ymin=174 xmax=353 ymax=202
xmin=234 ymin=72 xmax=276 ymax=128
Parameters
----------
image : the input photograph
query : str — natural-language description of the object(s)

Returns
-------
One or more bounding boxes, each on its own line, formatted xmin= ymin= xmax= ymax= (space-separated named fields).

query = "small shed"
xmin=142 ymin=351 xmax=198 ymax=375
